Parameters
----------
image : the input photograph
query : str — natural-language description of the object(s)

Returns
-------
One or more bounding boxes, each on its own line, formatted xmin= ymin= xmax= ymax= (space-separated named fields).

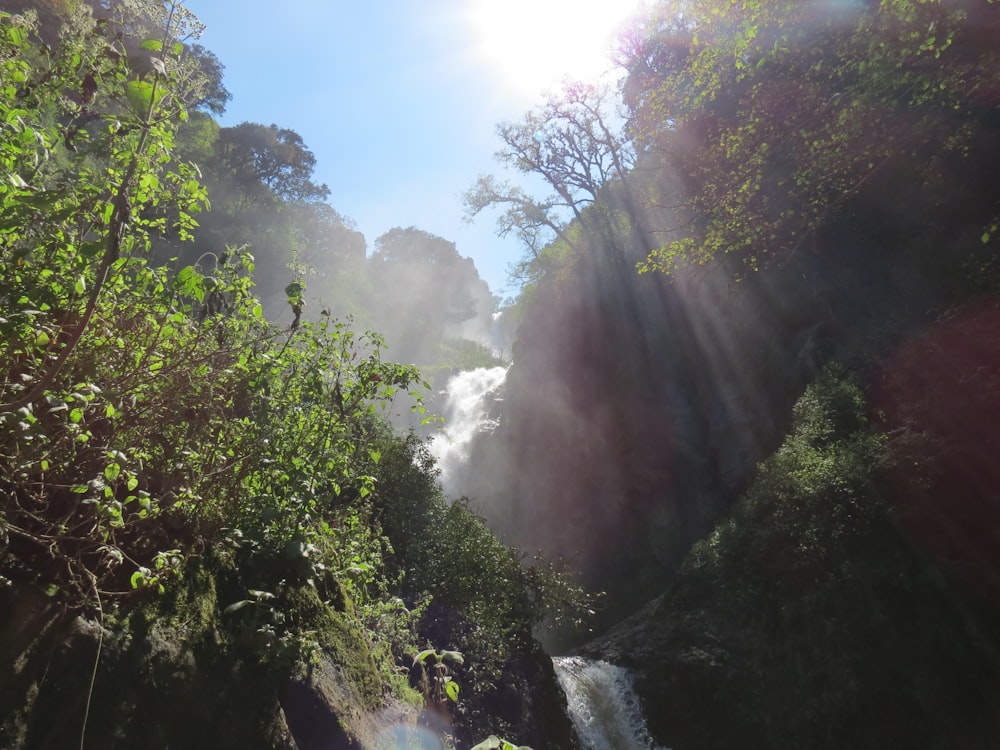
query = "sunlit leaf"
xmin=125 ymin=79 xmax=161 ymax=114
xmin=413 ymin=649 xmax=437 ymax=666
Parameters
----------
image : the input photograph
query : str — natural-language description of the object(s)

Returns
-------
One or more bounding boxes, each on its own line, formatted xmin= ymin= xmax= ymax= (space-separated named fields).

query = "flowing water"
xmin=428 ymin=365 xmax=507 ymax=495
xmin=553 ymin=656 xmax=669 ymax=750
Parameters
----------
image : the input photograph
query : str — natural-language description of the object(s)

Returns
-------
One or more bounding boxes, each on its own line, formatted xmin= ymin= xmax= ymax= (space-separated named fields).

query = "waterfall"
xmin=428 ymin=366 xmax=508 ymax=495
xmin=553 ymin=656 xmax=669 ymax=750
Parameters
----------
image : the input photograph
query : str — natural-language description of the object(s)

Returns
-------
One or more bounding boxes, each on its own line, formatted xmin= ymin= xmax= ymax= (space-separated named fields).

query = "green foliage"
xmin=372 ymin=434 xmax=592 ymax=644
xmin=1 ymin=3 xmax=218 ymax=606
xmin=412 ymin=647 xmax=464 ymax=705
xmin=668 ymin=364 xmax=1000 ymax=747
xmin=622 ymin=0 xmax=1000 ymax=274
xmin=213 ymin=122 xmax=330 ymax=207
xmin=0 ymin=16 xmax=582 ymax=750
xmin=685 ymin=367 xmax=887 ymax=604
xmin=471 ymin=736 xmax=532 ymax=750
xmin=0 ymin=6 xmax=428 ymax=620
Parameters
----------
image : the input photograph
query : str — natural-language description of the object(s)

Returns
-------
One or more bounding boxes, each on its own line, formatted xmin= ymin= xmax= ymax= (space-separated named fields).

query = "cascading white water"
xmin=428 ymin=365 xmax=508 ymax=495
xmin=553 ymin=656 xmax=669 ymax=750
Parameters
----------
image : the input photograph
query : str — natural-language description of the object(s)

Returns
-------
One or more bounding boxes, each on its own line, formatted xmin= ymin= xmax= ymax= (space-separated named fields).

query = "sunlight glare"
xmin=465 ymin=0 xmax=644 ymax=101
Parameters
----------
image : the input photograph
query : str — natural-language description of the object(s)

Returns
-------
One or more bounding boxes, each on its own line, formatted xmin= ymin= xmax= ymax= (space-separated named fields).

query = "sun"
xmin=465 ymin=0 xmax=645 ymax=102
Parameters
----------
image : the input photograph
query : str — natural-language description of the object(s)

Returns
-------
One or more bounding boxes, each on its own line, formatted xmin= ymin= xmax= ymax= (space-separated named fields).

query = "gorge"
xmin=3 ymin=1 xmax=1000 ymax=749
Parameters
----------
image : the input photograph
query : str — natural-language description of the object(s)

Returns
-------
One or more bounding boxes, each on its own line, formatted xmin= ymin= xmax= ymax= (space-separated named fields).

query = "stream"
xmin=553 ymin=657 xmax=668 ymax=750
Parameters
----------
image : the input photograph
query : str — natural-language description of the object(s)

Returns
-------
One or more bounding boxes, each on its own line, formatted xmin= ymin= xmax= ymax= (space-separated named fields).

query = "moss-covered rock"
xmin=0 ymin=558 xmax=413 ymax=750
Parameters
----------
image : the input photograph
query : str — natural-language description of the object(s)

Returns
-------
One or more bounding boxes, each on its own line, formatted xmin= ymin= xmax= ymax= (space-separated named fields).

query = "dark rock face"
xmin=583 ymin=564 xmax=1000 ymax=750
xmin=0 ymin=604 xmax=298 ymax=749
xmin=578 ymin=596 xmax=750 ymax=750
xmin=873 ymin=300 xmax=1000 ymax=600
xmin=471 ymin=644 xmax=581 ymax=750
xmin=457 ymin=253 xmax=839 ymax=640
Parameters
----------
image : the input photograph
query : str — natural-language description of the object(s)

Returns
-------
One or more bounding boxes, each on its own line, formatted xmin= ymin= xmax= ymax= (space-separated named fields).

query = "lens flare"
xmin=371 ymin=724 xmax=443 ymax=749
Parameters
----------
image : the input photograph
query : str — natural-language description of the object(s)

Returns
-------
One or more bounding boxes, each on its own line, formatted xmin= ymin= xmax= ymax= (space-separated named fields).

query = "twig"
xmin=79 ymin=573 xmax=104 ymax=750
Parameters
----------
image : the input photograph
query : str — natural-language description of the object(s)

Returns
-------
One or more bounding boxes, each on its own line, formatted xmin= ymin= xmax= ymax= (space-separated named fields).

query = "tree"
xmin=185 ymin=42 xmax=230 ymax=115
xmin=367 ymin=227 xmax=491 ymax=364
xmin=465 ymin=81 xmax=641 ymax=283
xmin=616 ymin=0 xmax=1000 ymax=273
xmin=213 ymin=122 xmax=330 ymax=208
xmin=0 ymin=0 xmax=220 ymax=606
xmin=163 ymin=120 xmax=347 ymax=320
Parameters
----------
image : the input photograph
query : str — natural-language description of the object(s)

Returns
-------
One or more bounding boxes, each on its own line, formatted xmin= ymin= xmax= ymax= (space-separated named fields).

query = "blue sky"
xmin=184 ymin=0 xmax=640 ymax=298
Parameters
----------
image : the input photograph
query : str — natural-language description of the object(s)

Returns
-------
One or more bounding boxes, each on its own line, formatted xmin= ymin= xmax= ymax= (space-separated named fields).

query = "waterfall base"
xmin=553 ymin=656 xmax=669 ymax=750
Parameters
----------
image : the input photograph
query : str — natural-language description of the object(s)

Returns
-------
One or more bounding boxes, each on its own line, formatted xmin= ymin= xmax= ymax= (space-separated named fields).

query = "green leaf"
xmin=223 ymin=599 xmax=253 ymax=614
xmin=104 ymin=462 xmax=121 ymax=482
xmin=140 ymin=39 xmax=163 ymax=51
xmin=444 ymin=680 xmax=460 ymax=702
xmin=413 ymin=649 xmax=437 ymax=666
xmin=440 ymin=649 xmax=464 ymax=665
xmin=125 ymin=79 xmax=159 ymax=113
xmin=176 ymin=265 xmax=198 ymax=291
xmin=81 ymin=240 xmax=103 ymax=258
xmin=285 ymin=280 xmax=304 ymax=303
